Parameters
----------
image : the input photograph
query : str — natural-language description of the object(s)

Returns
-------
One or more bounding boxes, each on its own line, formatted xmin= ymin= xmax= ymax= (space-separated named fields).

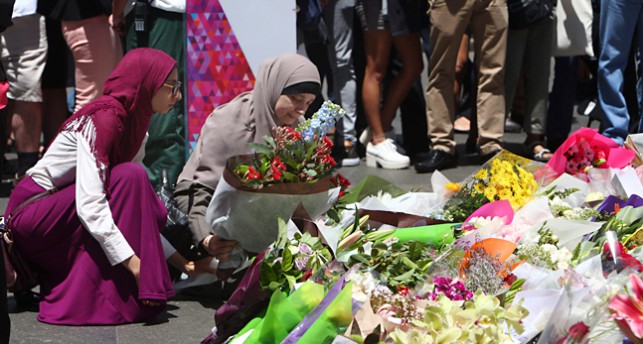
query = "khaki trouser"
xmin=426 ymin=0 xmax=507 ymax=155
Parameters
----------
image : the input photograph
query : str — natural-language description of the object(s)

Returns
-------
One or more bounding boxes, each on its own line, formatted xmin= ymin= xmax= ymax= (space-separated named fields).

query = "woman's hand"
xmin=122 ymin=255 xmax=141 ymax=285
xmin=109 ymin=14 xmax=126 ymax=37
xmin=110 ymin=0 xmax=127 ymax=36
xmin=202 ymin=235 xmax=237 ymax=262
xmin=193 ymin=257 xmax=218 ymax=275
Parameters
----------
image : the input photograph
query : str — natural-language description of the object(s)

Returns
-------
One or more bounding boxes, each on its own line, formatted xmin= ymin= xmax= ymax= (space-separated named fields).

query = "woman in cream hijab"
xmin=172 ymin=53 xmax=320 ymax=273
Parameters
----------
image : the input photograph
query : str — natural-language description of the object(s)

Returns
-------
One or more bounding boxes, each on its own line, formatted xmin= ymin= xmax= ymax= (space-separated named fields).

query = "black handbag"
xmin=507 ymin=0 xmax=556 ymax=30
xmin=1 ymin=190 xmax=52 ymax=293
xmin=1 ymin=222 xmax=38 ymax=293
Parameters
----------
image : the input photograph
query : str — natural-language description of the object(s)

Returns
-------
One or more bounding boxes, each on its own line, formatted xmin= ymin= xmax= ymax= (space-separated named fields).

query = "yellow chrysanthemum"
xmin=474 ymin=168 xmax=489 ymax=181
xmin=498 ymin=189 xmax=512 ymax=201
xmin=484 ymin=187 xmax=498 ymax=202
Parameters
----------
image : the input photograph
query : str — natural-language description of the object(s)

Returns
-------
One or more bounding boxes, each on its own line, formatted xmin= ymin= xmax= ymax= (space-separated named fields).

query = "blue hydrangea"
xmin=296 ymin=100 xmax=347 ymax=142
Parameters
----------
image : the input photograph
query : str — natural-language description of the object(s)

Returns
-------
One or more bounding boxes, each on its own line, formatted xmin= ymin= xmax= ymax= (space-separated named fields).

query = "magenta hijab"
xmin=59 ymin=48 xmax=176 ymax=173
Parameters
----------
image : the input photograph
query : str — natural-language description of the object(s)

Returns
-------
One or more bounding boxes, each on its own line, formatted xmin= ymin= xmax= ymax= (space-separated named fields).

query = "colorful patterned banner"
xmin=185 ymin=0 xmax=255 ymax=151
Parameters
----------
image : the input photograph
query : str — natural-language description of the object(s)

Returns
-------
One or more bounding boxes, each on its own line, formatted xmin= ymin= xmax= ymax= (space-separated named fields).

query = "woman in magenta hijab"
xmin=4 ymin=48 xmax=181 ymax=325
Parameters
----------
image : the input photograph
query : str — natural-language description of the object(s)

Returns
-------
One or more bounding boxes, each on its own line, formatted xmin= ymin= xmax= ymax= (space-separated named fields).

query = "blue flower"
xmin=295 ymin=100 xmax=347 ymax=142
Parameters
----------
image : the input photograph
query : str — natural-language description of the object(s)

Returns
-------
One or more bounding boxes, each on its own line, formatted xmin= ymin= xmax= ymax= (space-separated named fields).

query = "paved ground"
xmin=1 ymin=114 xmax=593 ymax=344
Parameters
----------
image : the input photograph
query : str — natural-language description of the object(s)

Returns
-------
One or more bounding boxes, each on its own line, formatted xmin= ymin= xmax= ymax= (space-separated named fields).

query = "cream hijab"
xmin=178 ymin=54 xmax=321 ymax=190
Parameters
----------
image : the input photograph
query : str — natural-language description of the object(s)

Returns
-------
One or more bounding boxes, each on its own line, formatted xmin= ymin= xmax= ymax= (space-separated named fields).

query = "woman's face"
xmin=151 ymin=68 xmax=182 ymax=114
xmin=274 ymin=93 xmax=316 ymax=125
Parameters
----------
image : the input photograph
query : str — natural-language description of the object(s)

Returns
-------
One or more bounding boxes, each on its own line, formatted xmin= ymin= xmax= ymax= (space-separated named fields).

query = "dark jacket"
xmin=38 ymin=0 xmax=111 ymax=21
xmin=0 ymin=0 xmax=15 ymax=34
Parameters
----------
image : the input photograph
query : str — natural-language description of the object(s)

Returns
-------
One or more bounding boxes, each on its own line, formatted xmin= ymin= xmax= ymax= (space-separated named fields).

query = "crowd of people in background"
xmin=0 ymin=0 xmax=641 ymax=184
xmin=0 ymin=0 xmax=642 ymax=341
xmin=0 ymin=0 xmax=185 ymax=190
xmin=298 ymin=0 xmax=642 ymax=173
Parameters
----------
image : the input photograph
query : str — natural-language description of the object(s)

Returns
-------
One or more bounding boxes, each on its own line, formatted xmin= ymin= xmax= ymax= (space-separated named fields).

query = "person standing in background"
xmin=37 ymin=0 xmax=75 ymax=148
xmin=355 ymin=0 xmax=423 ymax=170
xmin=0 ymin=0 xmax=46 ymax=179
xmin=112 ymin=0 xmax=186 ymax=190
xmin=504 ymin=0 xmax=556 ymax=162
xmin=597 ymin=0 xmax=643 ymax=145
xmin=323 ymin=0 xmax=360 ymax=167
xmin=39 ymin=0 xmax=122 ymax=113
xmin=416 ymin=0 xmax=507 ymax=173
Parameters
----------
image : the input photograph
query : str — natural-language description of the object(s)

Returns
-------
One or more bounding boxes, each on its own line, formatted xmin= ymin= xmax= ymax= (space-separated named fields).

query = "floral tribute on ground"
xmin=200 ymin=129 xmax=643 ymax=344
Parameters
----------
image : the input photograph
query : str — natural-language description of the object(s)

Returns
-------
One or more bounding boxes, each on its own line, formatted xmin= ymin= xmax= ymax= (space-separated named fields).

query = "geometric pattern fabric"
xmin=186 ymin=0 xmax=255 ymax=151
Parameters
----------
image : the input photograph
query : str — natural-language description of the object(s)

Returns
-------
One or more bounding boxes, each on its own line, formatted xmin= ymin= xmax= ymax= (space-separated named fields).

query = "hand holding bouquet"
xmin=205 ymin=101 xmax=347 ymax=254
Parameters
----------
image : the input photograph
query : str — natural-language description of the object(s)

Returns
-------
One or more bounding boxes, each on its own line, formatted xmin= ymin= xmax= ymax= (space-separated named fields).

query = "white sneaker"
xmin=366 ymin=139 xmax=410 ymax=169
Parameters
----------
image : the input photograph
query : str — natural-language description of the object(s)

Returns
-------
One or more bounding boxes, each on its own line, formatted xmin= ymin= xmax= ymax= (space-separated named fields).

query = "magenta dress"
xmin=6 ymin=163 xmax=174 ymax=325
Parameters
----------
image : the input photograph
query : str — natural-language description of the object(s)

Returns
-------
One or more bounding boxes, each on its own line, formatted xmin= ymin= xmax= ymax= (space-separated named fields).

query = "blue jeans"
xmin=598 ymin=0 xmax=643 ymax=145
xmin=324 ymin=0 xmax=358 ymax=144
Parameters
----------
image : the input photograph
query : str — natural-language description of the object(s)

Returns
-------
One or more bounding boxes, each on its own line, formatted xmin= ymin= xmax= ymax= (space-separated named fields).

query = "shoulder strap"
xmin=6 ymin=189 xmax=55 ymax=224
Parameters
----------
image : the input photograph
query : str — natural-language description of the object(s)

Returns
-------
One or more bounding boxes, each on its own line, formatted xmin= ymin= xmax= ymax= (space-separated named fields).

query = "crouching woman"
xmin=4 ymin=48 xmax=180 ymax=325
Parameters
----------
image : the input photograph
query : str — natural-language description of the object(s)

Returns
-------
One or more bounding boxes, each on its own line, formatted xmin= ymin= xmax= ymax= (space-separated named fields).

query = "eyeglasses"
xmin=163 ymin=80 xmax=182 ymax=96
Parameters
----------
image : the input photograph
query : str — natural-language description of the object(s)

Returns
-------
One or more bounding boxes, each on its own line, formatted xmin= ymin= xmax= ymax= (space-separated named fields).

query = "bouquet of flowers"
xmin=547 ymin=127 xmax=636 ymax=181
xmin=205 ymin=101 xmax=346 ymax=258
xmin=232 ymin=100 xmax=345 ymax=188
xmin=260 ymin=220 xmax=333 ymax=293
xmin=469 ymin=156 xmax=539 ymax=209
xmin=436 ymin=150 xmax=539 ymax=221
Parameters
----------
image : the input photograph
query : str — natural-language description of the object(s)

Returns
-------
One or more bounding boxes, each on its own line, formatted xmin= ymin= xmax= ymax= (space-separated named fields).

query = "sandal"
xmin=533 ymin=147 xmax=552 ymax=162
xmin=524 ymin=139 xmax=552 ymax=162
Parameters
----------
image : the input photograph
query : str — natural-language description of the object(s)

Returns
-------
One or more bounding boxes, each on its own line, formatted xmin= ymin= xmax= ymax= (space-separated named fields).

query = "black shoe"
xmin=414 ymin=150 xmax=457 ymax=173
xmin=337 ymin=144 xmax=360 ymax=167
xmin=14 ymin=290 xmax=40 ymax=311
xmin=479 ymin=149 xmax=502 ymax=164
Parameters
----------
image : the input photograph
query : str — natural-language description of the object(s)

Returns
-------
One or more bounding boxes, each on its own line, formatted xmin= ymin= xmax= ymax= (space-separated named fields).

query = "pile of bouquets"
xmin=200 ymin=128 xmax=643 ymax=344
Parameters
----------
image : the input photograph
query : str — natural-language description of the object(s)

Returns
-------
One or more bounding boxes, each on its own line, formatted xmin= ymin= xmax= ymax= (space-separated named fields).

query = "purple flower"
xmin=298 ymin=243 xmax=313 ymax=255
xmin=433 ymin=276 xmax=453 ymax=286
xmin=429 ymin=276 xmax=474 ymax=301
xmin=294 ymin=256 xmax=309 ymax=270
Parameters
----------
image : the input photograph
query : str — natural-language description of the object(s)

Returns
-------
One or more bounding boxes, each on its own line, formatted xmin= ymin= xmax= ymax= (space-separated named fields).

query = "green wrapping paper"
xmin=240 ymin=281 xmax=326 ymax=344
xmin=382 ymin=223 xmax=456 ymax=246
xmin=297 ymin=281 xmax=354 ymax=344
xmin=232 ymin=317 xmax=263 ymax=341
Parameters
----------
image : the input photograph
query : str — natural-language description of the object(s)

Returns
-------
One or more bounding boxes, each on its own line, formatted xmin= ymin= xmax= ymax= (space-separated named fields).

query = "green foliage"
xmin=438 ymin=187 xmax=489 ymax=222
xmin=340 ymin=175 xmax=408 ymax=204
xmin=348 ymin=240 xmax=438 ymax=291
xmin=544 ymin=186 xmax=580 ymax=200
xmin=260 ymin=219 xmax=333 ymax=293
xmin=503 ymin=278 xmax=525 ymax=307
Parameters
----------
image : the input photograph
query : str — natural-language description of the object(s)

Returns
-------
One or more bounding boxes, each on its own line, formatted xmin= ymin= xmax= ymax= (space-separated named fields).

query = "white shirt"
xmin=27 ymin=121 xmax=175 ymax=266
xmin=151 ymin=0 xmax=185 ymax=13
xmin=124 ymin=0 xmax=185 ymax=15
xmin=12 ymin=0 xmax=37 ymax=18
